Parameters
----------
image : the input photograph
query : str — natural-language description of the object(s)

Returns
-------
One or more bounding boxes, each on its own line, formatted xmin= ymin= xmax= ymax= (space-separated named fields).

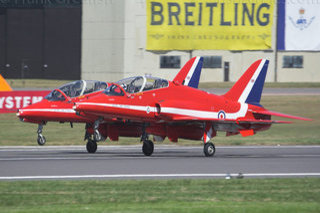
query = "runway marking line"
xmin=1 ymin=173 xmax=320 ymax=180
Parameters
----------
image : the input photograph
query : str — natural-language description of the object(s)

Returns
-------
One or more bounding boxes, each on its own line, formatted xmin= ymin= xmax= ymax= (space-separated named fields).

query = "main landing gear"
xmin=37 ymin=123 xmax=46 ymax=146
xmin=84 ymin=120 xmax=103 ymax=154
xmin=203 ymin=142 xmax=215 ymax=157
xmin=141 ymin=132 xmax=154 ymax=156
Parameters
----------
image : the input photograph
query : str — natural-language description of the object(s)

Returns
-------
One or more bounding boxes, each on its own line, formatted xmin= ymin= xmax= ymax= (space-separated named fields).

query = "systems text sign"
xmin=0 ymin=91 xmax=50 ymax=113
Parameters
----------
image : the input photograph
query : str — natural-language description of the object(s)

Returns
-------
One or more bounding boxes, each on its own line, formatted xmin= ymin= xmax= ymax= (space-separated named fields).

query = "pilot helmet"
xmin=121 ymin=83 xmax=127 ymax=91
xmin=73 ymin=81 xmax=82 ymax=90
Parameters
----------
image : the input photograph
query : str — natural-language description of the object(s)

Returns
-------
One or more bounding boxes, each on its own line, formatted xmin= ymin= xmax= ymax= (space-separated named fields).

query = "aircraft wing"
xmin=168 ymin=116 xmax=292 ymax=124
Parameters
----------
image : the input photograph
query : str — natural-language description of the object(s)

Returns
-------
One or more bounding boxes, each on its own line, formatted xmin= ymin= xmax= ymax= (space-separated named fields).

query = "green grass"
xmin=6 ymin=79 xmax=72 ymax=89
xmin=0 ymin=95 xmax=318 ymax=146
xmin=0 ymin=95 xmax=319 ymax=146
xmin=6 ymin=79 xmax=320 ymax=89
xmin=0 ymin=178 xmax=319 ymax=212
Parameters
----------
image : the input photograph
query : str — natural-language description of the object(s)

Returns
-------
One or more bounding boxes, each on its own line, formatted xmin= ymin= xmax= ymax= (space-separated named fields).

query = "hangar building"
xmin=1 ymin=0 xmax=320 ymax=82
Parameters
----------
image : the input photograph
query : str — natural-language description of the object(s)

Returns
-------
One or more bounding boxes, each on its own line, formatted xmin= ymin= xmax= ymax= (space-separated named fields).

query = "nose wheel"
xmin=204 ymin=142 xmax=215 ymax=157
xmin=36 ymin=123 xmax=46 ymax=146
xmin=86 ymin=139 xmax=97 ymax=153
xmin=84 ymin=119 xmax=103 ymax=154
xmin=142 ymin=140 xmax=154 ymax=156
xmin=37 ymin=134 xmax=46 ymax=146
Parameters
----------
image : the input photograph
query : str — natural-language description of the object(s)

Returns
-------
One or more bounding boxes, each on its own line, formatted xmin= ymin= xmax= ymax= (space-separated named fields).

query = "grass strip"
xmin=6 ymin=79 xmax=71 ymax=89
xmin=0 ymin=178 xmax=319 ymax=213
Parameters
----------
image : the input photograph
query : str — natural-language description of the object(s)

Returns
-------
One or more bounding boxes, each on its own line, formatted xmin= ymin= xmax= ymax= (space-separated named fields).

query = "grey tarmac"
xmin=0 ymin=145 xmax=319 ymax=180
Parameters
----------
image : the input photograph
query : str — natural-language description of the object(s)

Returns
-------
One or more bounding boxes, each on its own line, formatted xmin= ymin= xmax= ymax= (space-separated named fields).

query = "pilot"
xmin=120 ymin=83 xmax=127 ymax=91
xmin=95 ymin=82 xmax=107 ymax=91
xmin=154 ymin=79 xmax=161 ymax=89
xmin=71 ymin=81 xmax=82 ymax=97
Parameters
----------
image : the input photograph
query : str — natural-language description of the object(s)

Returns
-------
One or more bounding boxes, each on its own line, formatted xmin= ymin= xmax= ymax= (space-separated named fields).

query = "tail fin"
xmin=223 ymin=59 xmax=269 ymax=106
xmin=0 ymin=74 xmax=13 ymax=91
xmin=173 ymin=56 xmax=203 ymax=88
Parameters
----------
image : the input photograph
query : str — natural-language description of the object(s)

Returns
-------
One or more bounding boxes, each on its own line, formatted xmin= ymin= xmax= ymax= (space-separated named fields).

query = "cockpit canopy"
xmin=45 ymin=80 xmax=108 ymax=101
xmin=104 ymin=76 xmax=169 ymax=96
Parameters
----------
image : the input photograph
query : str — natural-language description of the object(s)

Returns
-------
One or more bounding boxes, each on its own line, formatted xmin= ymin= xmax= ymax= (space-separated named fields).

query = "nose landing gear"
xmin=37 ymin=134 xmax=46 ymax=146
xmin=142 ymin=140 xmax=154 ymax=156
xmin=93 ymin=118 xmax=103 ymax=142
xmin=86 ymin=138 xmax=97 ymax=153
xmin=37 ymin=123 xmax=46 ymax=146
xmin=84 ymin=121 xmax=102 ymax=154
xmin=141 ymin=131 xmax=154 ymax=156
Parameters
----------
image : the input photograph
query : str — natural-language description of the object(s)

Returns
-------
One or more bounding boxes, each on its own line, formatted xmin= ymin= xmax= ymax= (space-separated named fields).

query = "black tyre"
xmin=142 ymin=140 xmax=154 ymax=156
xmin=37 ymin=135 xmax=46 ymax=146
xmin=204 ymin=142 xmax=215 ymax=157
xmin=86 ymin=140 xmax=97 ymax=153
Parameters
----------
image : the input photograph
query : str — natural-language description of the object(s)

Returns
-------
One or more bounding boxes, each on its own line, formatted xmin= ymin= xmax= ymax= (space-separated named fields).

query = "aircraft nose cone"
xmin=16 ymin=109 xmax=21 ymax=117
xmin=16 ymin=109 xmax=25 ymax=122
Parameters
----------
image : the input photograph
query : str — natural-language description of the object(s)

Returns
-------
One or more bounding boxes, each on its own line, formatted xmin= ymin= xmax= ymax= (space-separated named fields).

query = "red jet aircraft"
xmin=17 ymin=57 xmax=204 ymax=152
xmin=17 ymin=80 xmax=109 ymax=145
xmin=74 ymin=59 xmax=311 ymax=157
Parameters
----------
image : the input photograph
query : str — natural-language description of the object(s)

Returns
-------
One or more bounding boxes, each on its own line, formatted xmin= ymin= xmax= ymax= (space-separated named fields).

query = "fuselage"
xmin=75 ymin=82 xmax=255 ymax=121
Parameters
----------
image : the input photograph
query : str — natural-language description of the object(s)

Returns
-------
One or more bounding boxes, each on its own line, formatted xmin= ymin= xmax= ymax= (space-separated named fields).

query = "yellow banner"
xmin=146 ymin=0 xmax=274 ymax=50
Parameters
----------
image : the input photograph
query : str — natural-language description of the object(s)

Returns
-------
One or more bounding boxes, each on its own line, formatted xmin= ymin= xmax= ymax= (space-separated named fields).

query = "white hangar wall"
xmin=81 ymin=0 xmax=126 ymax=82
xmin=82 ymin=0 xmax=320 ymax=83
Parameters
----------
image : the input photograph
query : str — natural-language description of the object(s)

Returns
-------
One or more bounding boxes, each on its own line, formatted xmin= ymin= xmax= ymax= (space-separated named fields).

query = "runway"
xmin=0 ymin=145 xmax=320 ymax=180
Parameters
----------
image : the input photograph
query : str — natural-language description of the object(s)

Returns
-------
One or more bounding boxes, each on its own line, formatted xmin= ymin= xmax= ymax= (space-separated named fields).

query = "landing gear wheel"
xmin=142 ymin=140 xmax=154 ymax=156
xmin=204 ymin=142 xmax=215 ymax=157
xmin=37 ymin=135 xmax=46 ymax=146
xmin=86 ymin=139 xmax=97 ymax=153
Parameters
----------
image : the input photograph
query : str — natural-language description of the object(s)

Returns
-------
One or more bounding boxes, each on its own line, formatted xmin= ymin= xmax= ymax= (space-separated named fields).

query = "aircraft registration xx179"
xmin=74 ymin=59 xmax=311 ymax=157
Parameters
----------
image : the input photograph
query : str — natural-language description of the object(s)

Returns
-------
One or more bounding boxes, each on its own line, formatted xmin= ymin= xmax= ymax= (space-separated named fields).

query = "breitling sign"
xmin=146 ymin=0 xmax=274 ymax=50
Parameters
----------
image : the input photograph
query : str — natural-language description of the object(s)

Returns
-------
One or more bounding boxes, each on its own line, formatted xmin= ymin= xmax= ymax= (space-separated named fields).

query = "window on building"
xmin=202 ymin=56 xmax=222 ymax=68
xmin=283 ymin=56 xmax=303 ymax=68
xmin=160 ymin=56 xmax=181 ymax=68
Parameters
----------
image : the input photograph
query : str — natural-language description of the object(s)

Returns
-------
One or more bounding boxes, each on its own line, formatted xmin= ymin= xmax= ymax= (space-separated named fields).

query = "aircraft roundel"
xmin=218 ymin=110 xmax=226 ymax=119
xmin=146 ymin=106 xmax=151 ymax=114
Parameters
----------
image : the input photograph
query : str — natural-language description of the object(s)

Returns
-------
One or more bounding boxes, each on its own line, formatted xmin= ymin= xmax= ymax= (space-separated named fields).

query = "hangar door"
xmin=0 ymin=3 xmax=81 ymax=80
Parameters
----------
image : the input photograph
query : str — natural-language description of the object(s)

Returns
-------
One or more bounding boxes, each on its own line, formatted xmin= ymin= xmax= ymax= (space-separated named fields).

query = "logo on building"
xmin=289 ymin=8 xmax=315 ymax=30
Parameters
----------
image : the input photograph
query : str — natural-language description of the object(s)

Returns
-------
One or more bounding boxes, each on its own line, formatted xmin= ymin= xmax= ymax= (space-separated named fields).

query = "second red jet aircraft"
xmin=74 ymin=59 xmax=311 ymax=157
